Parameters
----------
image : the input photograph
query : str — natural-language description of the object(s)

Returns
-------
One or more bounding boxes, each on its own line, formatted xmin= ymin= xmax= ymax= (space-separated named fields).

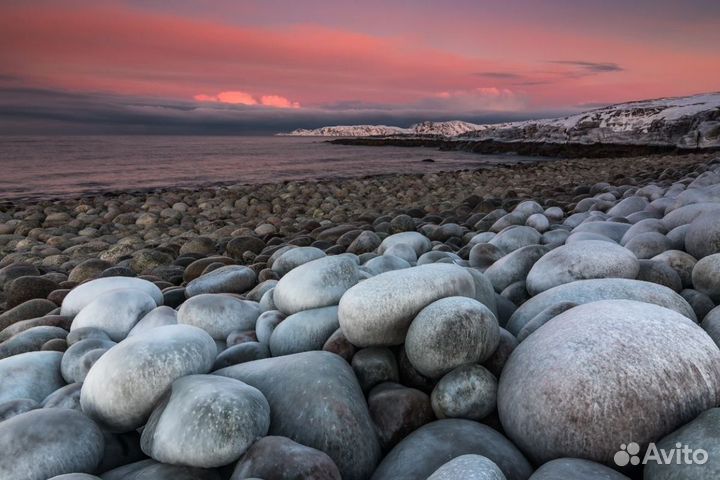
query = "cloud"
xmin=474 ymin=72 xmax=524 ymax=80
xmin=549 ymin=60 xmax=624 ymax=73
xmin=259 ymin=95 xmax=300 ymax=109
xmin=194 ymin=91 xmax=300 ymax=108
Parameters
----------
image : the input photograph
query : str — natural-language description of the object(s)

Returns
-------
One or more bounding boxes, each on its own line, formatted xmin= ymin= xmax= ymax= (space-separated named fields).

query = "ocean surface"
xmin=0 ymin=135 xmax=542 ymax=200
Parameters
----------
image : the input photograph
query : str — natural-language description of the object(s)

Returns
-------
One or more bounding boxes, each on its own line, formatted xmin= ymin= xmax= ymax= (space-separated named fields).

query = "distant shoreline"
xmin=328 ymin=137 xmax=720 ymax=159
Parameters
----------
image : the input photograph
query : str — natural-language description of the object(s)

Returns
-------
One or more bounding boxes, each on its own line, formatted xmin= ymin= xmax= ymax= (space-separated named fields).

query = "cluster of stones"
xmin=1 ymin=154 xmax=720 ymax=479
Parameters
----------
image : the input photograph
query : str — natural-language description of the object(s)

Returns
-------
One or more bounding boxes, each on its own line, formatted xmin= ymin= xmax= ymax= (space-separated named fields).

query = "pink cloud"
xmin=195 ymin=91 xmax=300 ymax=108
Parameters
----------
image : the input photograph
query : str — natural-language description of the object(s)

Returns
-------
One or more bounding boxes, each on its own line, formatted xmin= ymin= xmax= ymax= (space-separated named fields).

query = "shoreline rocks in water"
xmin=1 ymin=153 xmax=720 ymax=478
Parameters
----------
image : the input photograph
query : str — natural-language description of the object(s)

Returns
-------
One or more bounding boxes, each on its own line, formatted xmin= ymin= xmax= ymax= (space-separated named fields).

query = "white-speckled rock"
xmin=427 ymin=455 xmax=507 ymax=480
xmin=377 ymin=232 xmax=432 ymax=256
xmin=70 ymin=289 xmax=156 ymax=342
xmin=61 ymin=277 xmax=162 ymax=317
xmin=406 ymin=297 xmax=499 ymax=378
xmin=498 ymin=300 xmax=720 ymax=465
xmin=80 ymin=325 xmax=216 ymax=432
xmin=339 ymin=264 xmax=476 ymax=347
xmin=525 ymin=240 xmax=639 ymax=295
xmin=141 ymin=374 xmax=270 ymax=468
xmin=177 ymin=294 xmax=261 ymax=341
xmin=185 ymin=265 xmax=257 ymax=296
xmin=274 ymin=256 xmax=360 ymax=315
xmin=0 ymin=351 xmax=64 ymax=404
xmin=271 ymin=247 xmax=326 ymax=276
xmin=269 ymin=306 xmax=339 ymax=356
xmin=127 ymin=306 xmax=178 ymax=337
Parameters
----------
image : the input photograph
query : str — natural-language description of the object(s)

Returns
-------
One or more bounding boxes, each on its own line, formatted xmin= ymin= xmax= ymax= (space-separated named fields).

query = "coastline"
xmin=0 ymin=152 xmax=715 ymax=283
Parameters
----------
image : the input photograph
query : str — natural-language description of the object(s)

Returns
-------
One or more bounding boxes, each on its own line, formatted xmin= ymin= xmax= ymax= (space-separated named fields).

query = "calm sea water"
xmin=0 ymin=136 xmax=541 ymax=200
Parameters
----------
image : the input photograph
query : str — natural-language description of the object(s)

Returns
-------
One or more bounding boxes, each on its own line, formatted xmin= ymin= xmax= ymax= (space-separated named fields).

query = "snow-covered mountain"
xmin=281 ymin=93 xmax=720 ymax=148
xmin=462 ymin=92 xmax=720 ymax=148
xmin=282 ymin=120 xmax=483 ymax=137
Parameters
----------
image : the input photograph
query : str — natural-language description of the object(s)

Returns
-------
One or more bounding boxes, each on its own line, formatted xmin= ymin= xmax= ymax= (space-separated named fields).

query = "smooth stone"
xmin=652 ymin=250 xmax=697 ymax=287
xmin=383 ymin=243 xmax=417 ymax=264
xmin=70 ymin=289 xmax=156 ymax=342
xmin=685 ymin=212 xmax=720 ymax=259
xmin=516 ymin=301 xmax=578 ymax=342
xmin=427 ymin=455 xmax=507 ymax=480
xmin=245 ymin=279 xmax=278 ymax=302
xmin=60 ymin=276 xmax=162 ymax=317
xmin=269 ymin=306 xmax=339 ymax=357
xmin=42 ymin=382 xmax=82 ymax=410
xmin=226 ymin=329 xmax=258 ymax=346
xmin=348 ymin=230 xmax=382 ymax=254
xmin=565 ymin=231 xmax=615 ymax=244
xmin=465 ymin=268 xmax=499 ymax=317
xmin=185 ymin=265 xmax=257 ymax=296
xmin=540 ymin=229 xmax=569 ymax=248
xmin=484 ymin=245 xmax=548 ymax=293
xmin=0 ymin=325 xmax=68 ymax=359
xmin=255 ymin=310 xmax=285 ymax=345
xmin=212 ymin=341 xmax=270 ymax=370
xmin=177 ymin=294 xmax=261 ymax=341
xmin=48 ymin=474 xmax=101 ymax=480
xmin=526 ymin=240 xmax=639 ymax=296
xmin=0 ymin=398 xmax=38 ymax=422
xmin=529 ymin=458 xmax=630 ymax=480
xmin=636 ymin=259 xmax=683 ymax=292
xmin=681 ymin=288 xmax=715 ymax=320
xmin=702 ymin=306 xmax=720 ymax=347
xmin=0 ymin=409 xmax=104 ymax=480
xmin=469 ymin=243 xmax=504 ymax=270
xmin=65 ymin=327 xmax=111 ymax=345
xmin=482 ymin=327 xmax=518 ymax=378
xmin=0 ymin=298 xmax=57 ymax=331
xmin=0 ymin=351 xmax=64 ymax=403
xmin=368 ymin=382 xmax=434 ymax=450
xmin=231 ymin=435 xmax=342 ymax=480
xmin=498 ymin=300 xmax=720 ymax=465
xmin=61 ymin=338 xmax=116 ymax=383
xmin=362 ymin=255 xmax=411 ymax=275
xmin=370 ymin=419 xmax=532 ymax=480
xmin=351 ymin=347 xmax=400 ymax=393
xmin=80 ymin=324 xmax=216 ymax=432
xmin=619 ymin=218 xmax=667 ymax=245
xmin=274 ymin=256 xmax=360 ymax=315
xmin=692 ymin=253 xmax=720 ymax=302
xmin=644 ymin=407 xmax=720 ymax=480
xmin=526 ymin=214 xmax=550 ymax=233
xmin=406 ymin=296 xmax=499 ymax=378
xmin=141 ymin=374 xmax=270 ymax=468
xmin=623 ymin=231 xmax=671 ymax=258
xmin=271 ymin=247 xmax=327 ymax=276
xmin=127 ymin=305 xmax=177 ymax=336
xmin=215 ymin=351 xmax=382 ymax=480
xmin=500 ymin=281 xmax=529 ymax=306
xmin=322 ymin=327 xmax=357 ymax=362
xmin=431 ymin=364 xmax=497 ymax=421
xmin=5 ymin=275 xmax=58 ymax=308
xmin=666 ymin=224 xmax=689 ymax=250
xmin=0 ymin=314 xmax=71 ymax=342
xmin=101 ymin=459 xmax=220 ymax=480
xmin=506 ymin=278 xmax=697 ymax=336
xmin=570 ymin=221 xmax=631 ymax=242
xmin=68 ymin=258 xmax=113 ymax=284
xmin=607 ymin=196 xmax=648 ymax=217
xmin=489 ymin=226 xmax=541 ymax=254
xmin=339 ymin=264 xmax=476 ymax=347
xmin=378 ymin=232 xmax=432 ymax=256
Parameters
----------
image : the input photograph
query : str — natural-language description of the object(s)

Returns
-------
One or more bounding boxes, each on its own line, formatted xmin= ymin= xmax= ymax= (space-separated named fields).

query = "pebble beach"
xmin=2 ymin=151 xmax=720 ymax=479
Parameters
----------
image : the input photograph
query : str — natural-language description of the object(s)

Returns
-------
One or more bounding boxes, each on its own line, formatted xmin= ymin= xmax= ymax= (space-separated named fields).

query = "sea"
xmin=0 ymin=136 xmax=541 ymax=200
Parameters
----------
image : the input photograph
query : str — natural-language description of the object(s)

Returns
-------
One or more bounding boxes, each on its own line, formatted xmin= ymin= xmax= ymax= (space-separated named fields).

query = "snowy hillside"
xmin=282 ymin=120 xmax=483 ymax=137
xmin=281 ymin=93 xmax=720 ymax=148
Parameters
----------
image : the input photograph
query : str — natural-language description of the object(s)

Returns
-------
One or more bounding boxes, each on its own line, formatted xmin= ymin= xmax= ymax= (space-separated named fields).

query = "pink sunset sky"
xmin=1 ymin=0 xmax=718 ymax=133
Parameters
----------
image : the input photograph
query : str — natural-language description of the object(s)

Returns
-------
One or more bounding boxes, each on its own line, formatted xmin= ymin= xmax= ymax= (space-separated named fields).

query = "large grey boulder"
xmin=0 ymin=350 xmax=64 ymax=403
xmin=506 ymin=278 xmax=696 ymax=335
xmin=184 ymin=265 xmax=257 ymax=296
xmin=274 ymin=256 xmax=360 ymax=315
xmin=0 ymin=325 xmax=67 ymax=359
xmin=427 ymin=455 xmax=507 ymax=480
xmin=498 ymin=300 xmax=720 ymax=465
xmin=0 ymin=409 xmax=104 ymax=480
xmin=692 ymin=253 xmax=720 ymax=302
xmin=269 ymin=306 xmax=339 ymax=356
xmin=339 ymin=264 xmax=475 ymax=347
xmin=370 ymin=419 xmax=532 ymax=480
xmin=177 ymin=294 xmax=261 ymax=341
xmin=405 ymin=297 xmax=499 ymax=378
xmin=644 ymin=407 xmax=720 ymax=479
xmin=685 ymin=212 xmax=720 ymax=259
xmin=484 ymin=245 xmax=548 ymax=293
xmin=70 ymin=289 xmax=156 ymax=341
xmin=529 ymin=458 xmax=629 ymax=480
xmin=141 ymin=374 xmax=270 ymax=468
xmin=525 ymin=240 xmax=639 ymax=295
xmin=60 ymin=277 xmax=162 ymax=317
xmin=215 ymin=351 xmax=381 ymax=480
xmin=80 ymin=325 xmax=216 ymax=432
xmin=378 ymin=232 xmax=432 ymax=256
xmin=271 ymin=247 xmax=326 ymax=276
xmin=431 ymin=364 xmax=497 ymax=421
xmin=127 ymin=306 xmax=177 ymax=337
xmin=231 ymin=435 xmax=342 ymax=480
